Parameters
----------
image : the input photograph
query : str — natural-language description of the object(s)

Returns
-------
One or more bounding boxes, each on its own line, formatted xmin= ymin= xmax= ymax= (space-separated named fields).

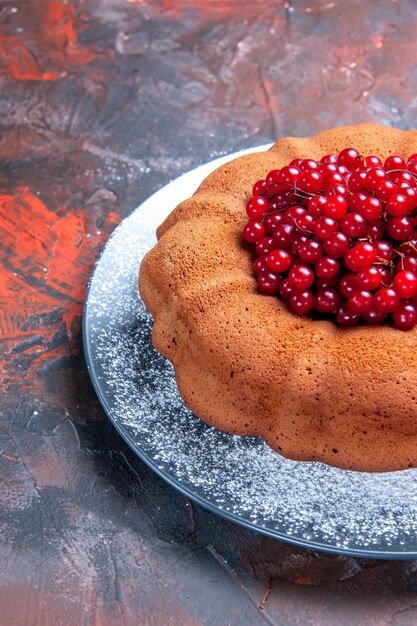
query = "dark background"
xmin=2 ymin=1 xmax=417 ymax=624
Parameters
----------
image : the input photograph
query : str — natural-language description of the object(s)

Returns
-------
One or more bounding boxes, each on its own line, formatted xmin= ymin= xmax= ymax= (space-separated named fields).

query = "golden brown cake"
xmin=139 ymin=124 xmax=417 ymax=472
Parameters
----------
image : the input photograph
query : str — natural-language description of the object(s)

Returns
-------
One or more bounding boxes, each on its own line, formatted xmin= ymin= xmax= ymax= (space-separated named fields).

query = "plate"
xmin=83 ymin=146 xmax=417 ymax=559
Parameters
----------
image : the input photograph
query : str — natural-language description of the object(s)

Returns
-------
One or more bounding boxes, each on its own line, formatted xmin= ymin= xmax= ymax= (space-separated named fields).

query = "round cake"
xmin=139 ymin=124 xmax=417 ymax=472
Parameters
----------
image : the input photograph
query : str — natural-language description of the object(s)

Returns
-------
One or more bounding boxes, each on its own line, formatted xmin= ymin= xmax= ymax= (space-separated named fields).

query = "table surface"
xmin=2 ymin=1 xmax=417 ymax=624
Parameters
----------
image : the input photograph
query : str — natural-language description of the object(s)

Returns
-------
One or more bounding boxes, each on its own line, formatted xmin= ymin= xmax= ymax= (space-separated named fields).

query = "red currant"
xmin=253 ymin=256 xmax=269 ymax=274
xmin=349 ymin=191 xmax=367 ymax=212
xmin=324 ymin=172 xmax=345 ymax=189
xmin=316 ymin=256 xmax=339 ymax=278
xmin=308 ymin=195 xmax=327 ymax=218
xmin=388 ymin=217 xmax=413 ymax=241
xmin=276 ymin=165 xmax=301 ymax=186
xmin=323 ymin=232 xmax=350 ymax=258
xmin=337 ymin=148 xmax=360 ymax=171
xmin=288 ymin=265 xmax=315 ymax=290
xmin=289 ymin=290 xmax=314 ymax=314
xmin=298 ymin=239 xmax=323 ymax=263
xmin=393 ymin=270 xmax=417 ymax=298
xmin=375 ymin=240 xmax=393 ymax=262
xmin=407 ymin=160 xmax=417 ymax=176
xmin=379 ymin=267 xmax=392 ymax=287
xmin=258 ymin=271 xmax=282 ymax=294
xmin=246 ymin=196 xmax=269 ymax=219
xmin=361 ymin=155 xmax=382 ymax=168
xmin=365 ymin=167 xmax=387 ymax=191
xmin=339 ymin=274 xmax=358 ymax=298
xmin=357 ymin=267 xmax=383 ymax=290
xmin=299 ymin=159 xmax=319 ymax=172
xmin=376 ymin=179 xmax=396 ymax=202
xmin=327 ymin=183 xmax=349 ymax=199
xmin=324 ymin=195 xmax=348 ymax=220
xmin=291 ymin=234 xmax=310 ymax=256
xmin=366 ymin=220 xmax=385 ymax=241
xmin=345 ymin=242 xmax=377 ymax=271
xmin=266 ymin=169 xmax=281 ymax=184
xmin=264 ymin=212 xmax=285 ymax=234
xmin=253 ymin=179 xmax=268 ymax=196
xmin=357 ymin=196 xmax=382 ymax=221
xmin=314 ymin=289 xmax=340 ymax=313
xmin=280 ymin=278 xmax=293 ymax=300
xmin=336 ymin=304 xmax=361 ymax=326
xmin=386 ymin=193 xmax=409 ymax=217
xmin=348 ymin=170 xmax=367 ymax=192
xmin=403 ymin=186 xmax=417 ymax=212
xmin=363 ymin=309 xmax=386 ymax=324
xmin=256 ymin=237 xmax=275 ymax=256
xmin=401 ymin=256 xmax=417 ymax=273
xmin=395 ymin=172 xmax=416 ymax=187
xmin=341 ymin=212 xmax=367 ymax=238
xmin=267 ymin=249 xmax=292 ymax=272
xmin=374 ymin=287 xmax=400 ymax=313
xmin=384 ymin=155 xmax=406 ymax=171
xmin=298 ymin=171 xmax=323 ymax=193
xmin=321 ymin=153 xmax=338 ymax=164
xmin=319 ymin=163 xmax=338 ymax=178
xmin=243 ymin=221 xmax=266 ymax=243
xmin=349 ymin=290 xmax=373 ymax=314
xmin=313 ymin=217 xmax=338 ymax=241
xmin=272 ymin=224 xmax=296 ymax=249
xmin=392 ymin=302 xmax=417 ymax=330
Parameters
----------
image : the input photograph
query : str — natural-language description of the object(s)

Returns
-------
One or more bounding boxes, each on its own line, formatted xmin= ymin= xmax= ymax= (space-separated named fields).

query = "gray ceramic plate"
xmin=83 ymin=146 xmax=417 ymax=559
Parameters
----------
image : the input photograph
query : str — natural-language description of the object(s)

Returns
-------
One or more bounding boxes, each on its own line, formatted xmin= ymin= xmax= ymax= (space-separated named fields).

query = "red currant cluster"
xmin=242 ymin=148 xmax=417 ymax=329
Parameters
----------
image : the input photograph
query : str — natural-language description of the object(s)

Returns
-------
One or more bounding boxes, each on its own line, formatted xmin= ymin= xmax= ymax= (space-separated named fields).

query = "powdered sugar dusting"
xmin=84 ymin=150 xmax=417 ymax=557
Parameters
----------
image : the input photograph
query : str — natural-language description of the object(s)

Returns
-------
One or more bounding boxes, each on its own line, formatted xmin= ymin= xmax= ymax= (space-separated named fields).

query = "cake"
xmin=139 ymin=124 xmax=417 ymax=472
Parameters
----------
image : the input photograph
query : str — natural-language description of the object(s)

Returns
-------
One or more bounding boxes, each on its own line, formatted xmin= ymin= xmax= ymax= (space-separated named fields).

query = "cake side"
xmin=139 ymin=124 xmax=417 ymax=472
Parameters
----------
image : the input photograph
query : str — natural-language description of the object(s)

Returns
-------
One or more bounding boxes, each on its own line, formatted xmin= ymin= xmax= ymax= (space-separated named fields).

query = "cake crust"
xmin=139 ymin=125 xmax=417 ymax=472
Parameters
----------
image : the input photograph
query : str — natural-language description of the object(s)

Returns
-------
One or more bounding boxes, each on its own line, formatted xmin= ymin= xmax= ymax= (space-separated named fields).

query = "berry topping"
xmin=243 ymin=148 xmax=417 ymax=329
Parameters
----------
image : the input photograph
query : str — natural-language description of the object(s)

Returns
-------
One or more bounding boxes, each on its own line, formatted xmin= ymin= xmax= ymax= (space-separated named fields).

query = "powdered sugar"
xmin=84 ymin=149 xmax=417 ymax=557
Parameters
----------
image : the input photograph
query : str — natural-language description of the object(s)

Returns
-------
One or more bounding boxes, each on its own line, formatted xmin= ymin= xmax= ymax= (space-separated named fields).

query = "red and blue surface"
xmin=2 ymin=1 xmax=417 ymax=623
